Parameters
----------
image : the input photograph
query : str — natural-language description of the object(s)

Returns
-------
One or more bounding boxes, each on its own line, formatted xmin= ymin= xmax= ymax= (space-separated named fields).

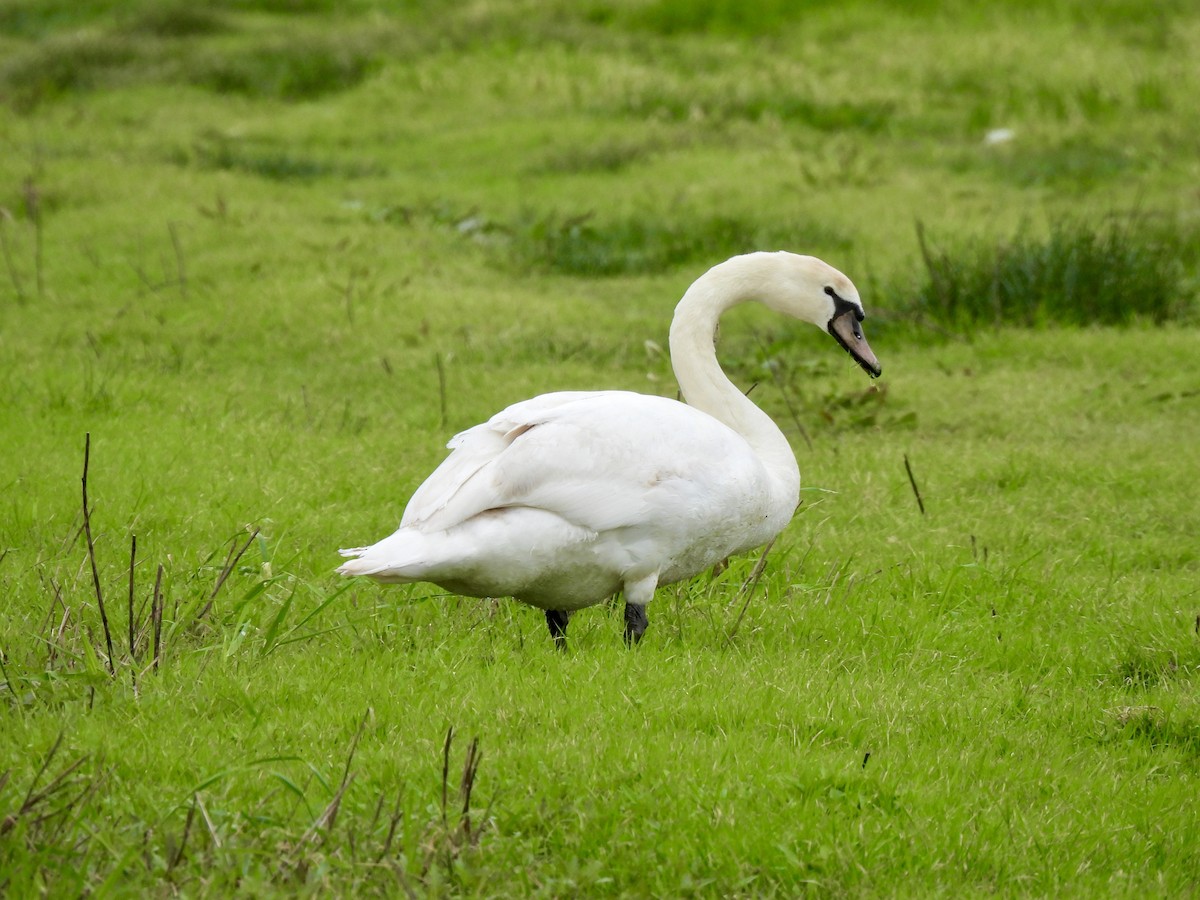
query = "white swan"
xmin=338 ymin=251 xmax=880 ymax=647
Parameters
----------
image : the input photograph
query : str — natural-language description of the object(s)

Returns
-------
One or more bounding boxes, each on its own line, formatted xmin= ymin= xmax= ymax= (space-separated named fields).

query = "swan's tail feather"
xmin=337 ymin=558 xmax=401 ymax=579
xmin=336 ymin=554 xmax=422 ymax=582
xmin=335 ymin=530 xmax=431 ymax=583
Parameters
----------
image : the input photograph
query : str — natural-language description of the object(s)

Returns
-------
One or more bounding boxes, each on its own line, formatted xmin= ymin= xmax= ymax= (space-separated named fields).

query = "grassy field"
xmin=2 ymin=0 xmax=1199 ymax=895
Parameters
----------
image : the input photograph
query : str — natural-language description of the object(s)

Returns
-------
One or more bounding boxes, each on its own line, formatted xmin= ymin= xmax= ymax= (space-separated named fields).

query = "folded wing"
xmin=400 ymin=390 xmax=764 ymax=538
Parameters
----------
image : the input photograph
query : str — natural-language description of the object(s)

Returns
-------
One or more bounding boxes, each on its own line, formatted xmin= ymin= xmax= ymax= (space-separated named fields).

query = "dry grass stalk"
xmin=904 ymin=452 xmax=926 ymax=515
xmin=422 ymin=726 xmax=487 ymax=878
xmin=80 ymin=434 xmax=115 ymax=675
xmin=0 ymin=733 xmax=93 ymax=840
xmin=152 ymin=564 xmax=164 ymax=672
xmin=127 ymin=534 xmax=137 ymax=660
xmin=196 ymin=528 xmax=260 ymax=620
xmin=725 ymin=537 xmax=776 ymax=643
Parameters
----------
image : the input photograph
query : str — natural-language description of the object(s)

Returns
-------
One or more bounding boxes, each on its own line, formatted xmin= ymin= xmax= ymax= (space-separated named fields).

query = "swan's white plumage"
xmin=339 ymin=390 xmax=778 ymax=608
xmin=338 ymin=251 xmax=880 ymax=631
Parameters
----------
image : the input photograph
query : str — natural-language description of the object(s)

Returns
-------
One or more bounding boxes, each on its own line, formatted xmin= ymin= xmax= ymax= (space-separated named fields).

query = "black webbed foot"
xmin=545 ymin=609 xmax=571 ymax=651
xmin=623 ymin=602 xmax=648 ymax=647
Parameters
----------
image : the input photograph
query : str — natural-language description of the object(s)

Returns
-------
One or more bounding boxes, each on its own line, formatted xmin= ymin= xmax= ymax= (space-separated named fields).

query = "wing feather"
xmin=400 ymin=392 xmax=602 ymax=529
xmin=403 ymin=390 xmax=768 ymax=537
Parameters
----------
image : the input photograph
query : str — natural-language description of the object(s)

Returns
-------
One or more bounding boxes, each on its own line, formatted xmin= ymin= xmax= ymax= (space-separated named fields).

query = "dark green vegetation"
xmin=2 ymin=0 xmax=1199 ymax=895
xmin=906 ymin=215 xmax=1200 ymax=327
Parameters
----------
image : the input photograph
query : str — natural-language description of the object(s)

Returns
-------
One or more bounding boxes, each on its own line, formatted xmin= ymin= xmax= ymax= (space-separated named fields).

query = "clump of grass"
xmin=194 ymin=37 xmax=381 ymax=101
xmin=504 ymin=210 xmax=849 ymax=277
xmin=209 ymin=0 xmax=374 ymax=13
xmin=900 ymin=214 xmax=1198 ymax=328
xmin=979 ymin=138 xmax=1140 ymax=190
xmin=535 ymin=136 xmax=670 ymax=175
xmin=1102 ymin=707 xmax=1200 ymax=761
xmin=0 ymin=0 xmax=124 ymax=39
xmin=595 ymin=0 xmax=811 ymax=36
xmin=0 ymin=6 xmax=394 ymax=111
xmin=0 ymin=32 xmax=141 ymax=112
xmin=1111 ymin=642 xmax=1198 ymax=690
xmin=124 ymin=4 xmax=229 ymax=38
xmin=0 ymin=734 xmax=99 ymax=861
xmin=0 ymin=0 xmax=375 ymax=39
xmin=0 ymin=435 xmax=355 ymax=707
xmin=189 ymin=137 xmax=385 ymax=182
xmin=721 ymin=338 xmax=917 ymax=435
xmin=624 ymin=82 xmax=893 ymax=133
xmin=419 ymin=727 xmax=488 ymax=882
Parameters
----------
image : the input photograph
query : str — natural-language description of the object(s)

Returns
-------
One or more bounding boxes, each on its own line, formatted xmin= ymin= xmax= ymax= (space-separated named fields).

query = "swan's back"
xmin=406 ymin=390 xmax=785 ymax=543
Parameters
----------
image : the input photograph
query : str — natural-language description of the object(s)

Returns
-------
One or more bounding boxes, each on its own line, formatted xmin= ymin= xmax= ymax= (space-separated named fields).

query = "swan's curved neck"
xmin=668 ymin=259 xmax=801 ymax=505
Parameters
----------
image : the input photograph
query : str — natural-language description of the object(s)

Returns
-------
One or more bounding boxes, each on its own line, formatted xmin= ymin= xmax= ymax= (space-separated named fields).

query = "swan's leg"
xmin=622 ymin=573 xmax=658 ymax=646
xmin=623 ymin=603 xmax=648 ymax=646
xmin=545 ymin=609 xmax=571 ymax=650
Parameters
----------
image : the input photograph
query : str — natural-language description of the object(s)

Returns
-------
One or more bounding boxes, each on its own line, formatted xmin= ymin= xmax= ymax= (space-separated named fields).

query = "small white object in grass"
xmin=456 ymin=216 xmax=487 ymax=234
xmin=983 ymin=128 xmax=1016 ymax=146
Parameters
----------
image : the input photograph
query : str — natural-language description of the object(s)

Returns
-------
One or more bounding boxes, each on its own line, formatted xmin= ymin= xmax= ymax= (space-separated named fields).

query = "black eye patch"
xmin=825 ymin=286 xmax=864 ymax=322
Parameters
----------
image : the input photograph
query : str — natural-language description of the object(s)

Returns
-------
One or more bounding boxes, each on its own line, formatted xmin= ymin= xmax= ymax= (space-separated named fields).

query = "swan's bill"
xmin=828 ymin=310 xmax=881 ymax=378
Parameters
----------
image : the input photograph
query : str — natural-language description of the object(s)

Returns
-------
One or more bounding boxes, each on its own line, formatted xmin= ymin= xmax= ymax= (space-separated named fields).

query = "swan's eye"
xmin=824 ymin=286 xmax=836 ymax=297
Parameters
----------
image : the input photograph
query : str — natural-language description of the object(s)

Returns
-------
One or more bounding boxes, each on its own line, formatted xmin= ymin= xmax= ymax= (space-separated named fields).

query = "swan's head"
xmin=761 ymin=253 xmax=882 ymax=378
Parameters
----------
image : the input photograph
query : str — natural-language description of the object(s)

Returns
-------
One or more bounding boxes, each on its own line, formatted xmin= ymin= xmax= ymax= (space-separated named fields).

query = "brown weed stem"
xmin=152 ymin=564 xmax=164 ymax=672
xmin=81 ymin=434 xmax=115 ymax=675
xmin=127 ymin=534 xmax=137 ymax=660
xmin=904 ymin=453 xmax=926 ymax=515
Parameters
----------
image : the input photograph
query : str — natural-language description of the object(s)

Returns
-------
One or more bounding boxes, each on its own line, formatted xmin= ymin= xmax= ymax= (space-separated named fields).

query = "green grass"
xmin=2 ymin=0 xmax=1200 ymax=895
xmin=502 ymin=208 xmax=852 ymax=277
xmin=899 ymin=214 xmax=1200 ymax=328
